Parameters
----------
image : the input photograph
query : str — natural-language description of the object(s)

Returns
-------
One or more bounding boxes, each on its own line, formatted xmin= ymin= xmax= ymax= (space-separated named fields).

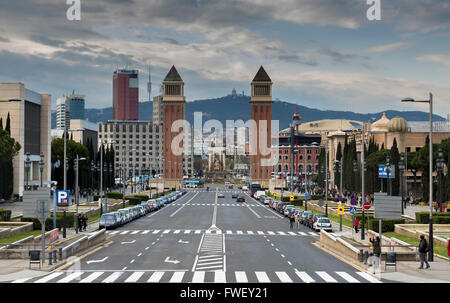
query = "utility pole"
xmin=63 ymin=126 xmax=67 ymax=238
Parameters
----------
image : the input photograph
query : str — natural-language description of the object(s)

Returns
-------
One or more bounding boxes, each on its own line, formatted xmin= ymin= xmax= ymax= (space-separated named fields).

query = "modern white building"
xmin=56 ymin=92 xmax=85 ymax=130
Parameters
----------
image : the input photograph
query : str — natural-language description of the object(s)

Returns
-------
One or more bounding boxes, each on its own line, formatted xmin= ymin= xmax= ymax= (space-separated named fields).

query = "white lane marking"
xmin=184 ymin=230 xmax=191 ymax=234
xmin=255 ymin=271 xmax=270 ymax=283
xmin=198 ymin=254 xmax=222 ymax=259
xmin=142 ymin=230 xmax=150 ymax=234
xmin=57 ymin=272 xmax=84 ymax=283
xmin=173 ymin=230 xmax=181 ymax=234
xmin=235 ymin=271 xmax=248 ymax=283
xmin=120 ymin=231 xmax=130 ymax=235
xmin=278 ymin=231 xmax=286 ymax=235
xmin=34 ymin=272 xmax=64 ymax=283
xmin=109 ymin=231 xmax=119 ymax=235
xmin=275 ymin=248 xmax=279 ymax=252
xmin=145 ymin=247 xmax=149 ymax=250
xmin=295 ymin=271 xmax=315 ymax=283
xmin=270 ymin=243 xmax=274 ymax=247
xmin=309 ymin=232 xmax=318 ymax=236
xmin=86 ymin=256 xmax=109 ymax=264
xmin=336 ymin=272 xmax=360 ymax=283
xmin=169 ymin=271 xmax=185 ymax=283
xmin=226 ymin=230 xmax=232 ymax=234
xmin=214 ymin=271 xmax=226 ymax=283
xmin=192 ymin=271 xmax=205 ymax=283
xmin=276 ymin=272 xmax=293 ymax=283
xmin=169 ymin=192 xmax=199 ymax=217
xmin=121 ymin=240 xmax=136 ymax=245
xmin=257 ymin=231 xmax=265 ymax=235
xmin=124 ymin=272 xmax=144 ymax=283
xmin=152 ymin=230 xmax=160 ymax=234
xmin=243 ymin=202 xmax=261 ymax=218
xmin=195 ymin=264 xmax=223 ymax=270
xmin=137 ymin=253 xmax=142 ymax=257
xmin=298 ymin=232 xmax=307 ymax=236
xmin=164 ymin=257 xmax=180 ymax=264
xmin=194 ymin=260 xmax=223 ymax=266
xmin=287 ymin=261 xmax=292 ymax=266
xmin=288 ymin=232 xmax=296 ymax=236
xmin=130 ymin=259 xmax=135 ymax=264
xmin=267 ymin=231 xmax=275 ymax=235
xmin=178 ymin=239 xmax=189 ymax=244
xmin=194 ymin=230 xmax=202 ymax=234
xmin=147 ymin=271 xmax=165 ymax=283
xmin=281 ymin=254 xmax=285 ymax=258
xmin=247 ymin=231 xmax=254 ymax=235
xmin=131 ymin=231 xmax=140 ymax=234
xmin=102 ymin=272 xmax=123 ymax=283
xmin=163 ymin=230 xmax=170 ymax=234
xmin=236 ymin=230 xmax=243 ymax=234
xmin=205 ymin=230 xmax=212 ymax=234
xmin=356 ymin=272 xmax=382 ymax=283
xmin=12 ymin=277 xmax=32 ymax=283
xmin=80 ymin=272 xmax=104 ymax=283
xmin=316 ymin=271 xmax=338 ymax=283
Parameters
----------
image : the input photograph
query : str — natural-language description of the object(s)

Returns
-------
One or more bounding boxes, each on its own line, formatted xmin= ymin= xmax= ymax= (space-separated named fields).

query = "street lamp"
xmin=386 ymin=155 xmax=391 ymax=196
xmin=437 ymin=148 xmax=445 ymax=213
xmin=24 ymin=152 xmax=31 ymax=191
xmin=399 ymin=153 xmax=406 ymax=215
xmin=74 ymin=155 xmax=86 ymax=234
xmin=353 ymin=159 xmax=358 ymax=196
xmin=402 ymin=93 xmax=434 ymax=261
xmin=39 ymin=152 xmax=45 ymax=187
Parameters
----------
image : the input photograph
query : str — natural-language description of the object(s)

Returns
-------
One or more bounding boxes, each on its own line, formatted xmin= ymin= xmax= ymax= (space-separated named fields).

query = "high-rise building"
xmin=147 ymin=65 xmax=152 ymax=101
xmin=113 ymin=69 xmax=139 ymax=120
xmin=152 ymin=94 xmax=163 ymax=125
xmin=0 ymin=82 xmax=51 ymax=196
xmin=56 ymin=92 xmax=85 ymax=130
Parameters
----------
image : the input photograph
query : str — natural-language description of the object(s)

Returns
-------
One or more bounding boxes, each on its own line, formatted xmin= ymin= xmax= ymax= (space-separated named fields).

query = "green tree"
xmin=0 ymin=128 xmax=21 ymax=199
xmin=390 ymin=138 xmax=400 ymax=196
xmin=5 ymin=112 xmax=10 ymax=135
xmin=335 ymin=142 xmax=342 ymax=190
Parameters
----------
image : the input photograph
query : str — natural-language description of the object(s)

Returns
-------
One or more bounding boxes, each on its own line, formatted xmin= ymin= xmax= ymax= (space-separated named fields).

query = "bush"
xmin=0 ymin=209 xmax=12 ymax=221
xmin=106 ymin=192 xmax=123 ymax=199
xmin=134 ymin=194 xmax=149 ymax=200
xmin=125 ymin=195 xmax=148 ymax=205
xmin=22 ymin=212 xmax=75 ymax=230
xmin=415 ymin=212 xmax=450 ymax=224
xmin=93 ymin=195 xmax=100 ymax=201
xmin=369 ymin=219 xmax=405 ymax=233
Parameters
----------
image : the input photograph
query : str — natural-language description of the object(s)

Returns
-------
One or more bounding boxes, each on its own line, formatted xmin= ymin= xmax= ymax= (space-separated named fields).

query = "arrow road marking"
xmin=121 ymin=240 xmax=136 ymax=244
xmin=165 ymin=257 xmax=180 ymax=264
xmin=86 ymin=257 xmax=108 ymax=264
xmin=178 ymin=239 xmax=189 ymax=244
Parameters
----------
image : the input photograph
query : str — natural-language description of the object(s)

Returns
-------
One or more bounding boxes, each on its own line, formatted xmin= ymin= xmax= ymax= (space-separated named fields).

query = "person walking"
xmin=82 ymin=214 xmax=88 ymax=231
xmin=289 ymin=214 xmax=295 ymax=230
xmin=295 ymin=214 xmax=300 ymax=230
xmin=418 ymin=235 xmax=430 ymax=269
xmin=353 ymin=218 xmax=359 ymax=234
xmin=76 ymin=214 xmax=82 ymax=232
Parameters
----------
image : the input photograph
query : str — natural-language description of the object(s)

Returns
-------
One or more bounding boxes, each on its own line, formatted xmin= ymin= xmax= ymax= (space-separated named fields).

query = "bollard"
xmin=359 ymin=249 xmax=364 ymax=262
xmin=364 ymin=251 xmax=369 ymax=264
xmin=59 ymin=247 xmax=63 ymax=261
xmin=53 ymin=250 xmax=57 ymax=263
xmin=48 ymin=251 xmax=52 ymax=265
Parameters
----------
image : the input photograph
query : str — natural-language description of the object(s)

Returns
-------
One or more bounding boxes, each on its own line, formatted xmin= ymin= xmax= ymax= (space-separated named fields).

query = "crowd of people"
xmin=76 ymin=214 xmax=88 ymax=232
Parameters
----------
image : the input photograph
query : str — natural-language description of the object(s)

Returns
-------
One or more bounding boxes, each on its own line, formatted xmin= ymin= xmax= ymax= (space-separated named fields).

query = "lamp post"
xmin=39 ymin=152 xmax=45 ymax=187
xmin=25 ymin=152 xmax=31 ymax=191
xmin=74 ymin=155 xmax=86 ymax=234
xmin=386 ymin=155 xmax=391 ymax=196
xmin=399 ymin=153 xmax=406 ymax=215
xmin=437 ymin=148 xmax=445 ymax=213
xmin=402 ymin=93 xmax=434 ymax=261
xmin=325 ymin=145 xmax=329 ymax=217
xmin=353 ymin=159 xmax=358 ymax=197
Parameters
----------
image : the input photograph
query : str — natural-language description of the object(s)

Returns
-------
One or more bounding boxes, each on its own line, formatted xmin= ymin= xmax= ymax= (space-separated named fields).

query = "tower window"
xmin=166 ymin=84 xmax=181 ymax=96
xmin=254 ymin=85 xmax=270 ymax=96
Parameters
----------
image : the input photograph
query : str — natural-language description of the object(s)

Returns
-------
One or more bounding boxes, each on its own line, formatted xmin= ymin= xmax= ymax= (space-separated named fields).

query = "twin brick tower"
xmin=162 ymin=65 xmax=273 ymax=189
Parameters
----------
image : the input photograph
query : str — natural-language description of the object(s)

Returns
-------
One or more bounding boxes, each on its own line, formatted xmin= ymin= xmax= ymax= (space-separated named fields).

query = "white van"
xmin=255 ymin=191 xmax=266 ymax=199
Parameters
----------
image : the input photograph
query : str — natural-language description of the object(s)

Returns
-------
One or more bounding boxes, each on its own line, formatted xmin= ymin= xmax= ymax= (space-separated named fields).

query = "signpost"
xmin=350 ymin=206 xmax=357 ymax=215
xmin=36 ymin=200 xmax=50 ymax=264
xmin=378 ymin=165 xmax=396 ymax=178
xmin=290 ymin=195 xmax=295 ymax=202
xmin=350 ymin=198 xmax=357 ymax=206
xmin=338 ymin=195 xmax=342 ymax=202
xmin=363 ymin=202 xmax=371 ymax=210
xmin=374 ymin=192 xmax=402 ymax=254
xmin=305 ymin=193 xmax=310 ymax=211
xmin=337 ymin=205 xmax=345 ymax=215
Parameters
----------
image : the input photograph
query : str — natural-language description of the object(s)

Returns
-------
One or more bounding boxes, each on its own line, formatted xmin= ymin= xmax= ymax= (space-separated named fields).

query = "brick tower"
xmin=162 ymin=66 xmax=185 ymax=188
xmin=250 ymin=66 xmax=273 ymax=188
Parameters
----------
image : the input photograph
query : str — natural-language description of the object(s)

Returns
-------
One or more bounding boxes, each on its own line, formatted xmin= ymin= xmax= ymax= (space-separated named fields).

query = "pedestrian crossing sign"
xmin=338 ymin=205 xmax=345 ymax=215
xmin=274 ymin=192 xmax=277 ymax=197
xmin=290 ymin=195 xmax=295 ymax=201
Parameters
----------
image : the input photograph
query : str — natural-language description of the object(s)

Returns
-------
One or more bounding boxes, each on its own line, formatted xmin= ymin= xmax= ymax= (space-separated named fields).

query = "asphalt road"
xmin=12 ymin=185 xmax=385 ymax=283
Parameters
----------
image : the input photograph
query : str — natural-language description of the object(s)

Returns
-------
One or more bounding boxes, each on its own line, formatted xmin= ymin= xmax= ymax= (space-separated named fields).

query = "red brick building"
xmin=113 ymin=69 xmax=139 ymax=120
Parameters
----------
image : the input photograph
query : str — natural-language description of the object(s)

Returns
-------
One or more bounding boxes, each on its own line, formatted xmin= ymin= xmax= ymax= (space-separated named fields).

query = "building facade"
xmin=153 ymin=94 xmax=163 ymax=125
xmin=56 ymin=92 xmax=85 ymax=130
xmin=97 ymin=120 xmax=163 ymax=180
xmin=113 ymin=69 xmax=139 ymax=121
xmin=0 ymin=83 xmax=51 ymax=196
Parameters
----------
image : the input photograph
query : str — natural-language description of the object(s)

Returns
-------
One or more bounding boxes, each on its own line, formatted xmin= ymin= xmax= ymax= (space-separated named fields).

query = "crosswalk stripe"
xmin=316 ymin=271 xmax=337 ymax=283
xmin=152 ymin=230 xmax=160 ymax=234
xmin=102 ymin=272 xmax=123 ymax=283
xmin=198 ymin=254 xmax=221 ymax=259
xmin=214 ymin=271 xmax=226 ymax=283
xmin=196 ymin=264 xmax=223 ymax=270
xmin=288 ymin=232 xmax=296 ymax=236
xmin=257 ymin=231 xmax=265 ymax=235
xmin=276 ymin=272 xmax=293 ymax=283
xmin=196 ymin=260 xmax=223 ymax=266
xmin=192 ymin=271 xmax=205 ymax=283
xmin=34 ymin=272 xmax=64 ymax=283
xmin=169 ymin=272 xmax=185 ymax=283
xmin=356 ymin=272 xmax=382 ymax=283
xmin=226 ymin=230 xmax=232 ymax=234
xmin=298 ymin=232 xmax=307 ymax=236
xmin=80 ymin=272 xmax=104 ymax=283
xmin=109 ymin=231 xmax=119 ymax=235
xmin=163 ymin=230 xmax=170 ymax=234
xmin=295 ymin=271 xmax=315 ymax=283
xmin=278 ymin=232 xmax=286 ymax=235
xmin=236 ymin=231 xmax=243 ymax=234
xmin=216 ymin=230 xmax=222 ymax=234
xmin=130 ymin=231 xmax=140 ymax=234
xmin=195 ymin=230 xmax=202 ymax=234
xmin=120 ymin=231 xmax=130 ymax=235
xmin=142 ymin=230 xmax=150 ymax=234
xmin=147 ymin=271 xmax=164 ymax=283
xmin=173 ymin=230 xmax=181 ymax=234
xmin=12 ymin=277 xmax=32 ymax=283
xmin=255 ymin=272 xmax=270 ymax=283
xmin=57 ymin=272 xmax=83 ymax=283
xmin=184 ymin=230 xmax=191 ymax=234
xmin=124 ymin=272 xmax=144 ymax=283
xmin=309 ymin=232 xmax=318 ymax=236
xmin=205 ymin=230 xmax=212 ymax=234
xmin=267 ymin=231 xmax=275 ymax=235
xmin=235 ymin=271 xmax=248 ymax=283
xmin=336 ymin=272 xmax=360 ymax=283
xmin=197 ymin=257 xmax=223 ymax=262
xmin=247 ymin=231 xmax=254 ymax=235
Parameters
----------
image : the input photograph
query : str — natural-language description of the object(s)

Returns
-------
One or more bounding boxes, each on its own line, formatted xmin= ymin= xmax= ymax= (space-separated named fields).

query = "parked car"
xmin=312 ymin=214 xmax=327 ymax=228
xmin=242 ymin=186 xmax=248 ymax=191
xmin=228 ymin=185 xmax=233 ymax=189
xmin=236 ymin=196 xmax=245 ymax=202
xmin=258 ymin=195 xmax=267 ymax=202
xmin=300 ymin=211 xmax=312 ymax=225
xmin=277 ymin=202 xmax=290 ymax=213
xmin=262 ymin=197 xmax=272 ymax=206
xmin=232 ymin=192 xmax=239 ymax=199
xmin=218 ymin=193 xmax=225 ymax=198
xmin=284 ymin=206 xmax=295 ymax=216
xmin=115 ymin=211 xmax=126 ymax=226
xmin=118 ymin=209 xmax=132 ymax=223
xmin=305 ymin=212 xmax=315 ymax=228
xmin=313 ymin=217 xmax=333 ymax=232
xmin=99 ymin=213 xmax=120 ymax=229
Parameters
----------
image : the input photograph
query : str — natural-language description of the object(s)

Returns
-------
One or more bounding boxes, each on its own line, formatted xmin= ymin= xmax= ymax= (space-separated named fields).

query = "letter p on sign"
xmin=57 ymin=190 xmax=69 ymax=206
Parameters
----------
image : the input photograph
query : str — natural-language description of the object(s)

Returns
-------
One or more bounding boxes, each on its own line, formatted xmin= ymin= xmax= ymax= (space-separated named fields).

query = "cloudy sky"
xmin=0 ymin=0 xmax=449 ymax=116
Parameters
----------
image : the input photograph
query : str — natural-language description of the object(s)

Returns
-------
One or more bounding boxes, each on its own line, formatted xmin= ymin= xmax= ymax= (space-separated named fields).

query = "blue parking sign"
xmin=305 ymin=193 xmax=310 ymax=199
xmin=350 ymin=206 xmax=357 ymax=215
xmin=338 ymin=195 xmax=342 ymax=201
xmin=57 ymin=190 xmax=69 ymax=206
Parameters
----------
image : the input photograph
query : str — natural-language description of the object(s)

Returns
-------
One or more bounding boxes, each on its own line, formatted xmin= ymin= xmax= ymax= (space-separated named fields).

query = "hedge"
xmin=369 ymin=219 xmax=405 ymax=233
xmin=125 ymin=195 xmax=149 ymax=205
xmin=0 ymin=209 xmax=12 ymax=221
xmin=415 ymin=212 xmax=450 ymax=224
xmin=106 ymin=192 xmax=123 ymax=199
xmin=93 ymin=195 xmax=100 ymax=201
xmin=21 ymin=212 xmax=75 ymax=231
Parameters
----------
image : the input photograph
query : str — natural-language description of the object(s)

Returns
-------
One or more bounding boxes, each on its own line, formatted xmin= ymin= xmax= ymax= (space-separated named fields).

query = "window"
xmin=136 ymin=158 xmax=139 ymax=162
xmin=308 ymin=155 xmax=311 ymax=160
xmin=115 ymin=134 xmax=119 ymax=138
xmin=129 ymin=140 xmax=132 ymax=144
xmin=122 ymin=140 xmax=126 ymax=144
xmin=136 ymin=141 xmax=140 ymax=145
xmin=129 ymin=134 xmax=133 ymax=138
xmin=166 ymin=84 xmax=181 ymax=96
xmin=307 ymin=150 xmax=312 ymax=154
xmin=300 ymin=155 xmax=303 ymax=160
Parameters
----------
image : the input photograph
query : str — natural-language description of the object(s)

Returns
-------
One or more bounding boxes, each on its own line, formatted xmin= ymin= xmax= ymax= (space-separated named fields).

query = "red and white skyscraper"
xmin=113 ymin=69 xmax=139 ymax=120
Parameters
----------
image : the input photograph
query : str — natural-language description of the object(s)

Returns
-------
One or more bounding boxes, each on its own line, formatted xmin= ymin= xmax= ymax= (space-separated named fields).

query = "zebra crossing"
xmin=11 ymin=270 xmax=382 ymax=283
xmin=167 ymin=203 xmax=262 ymax=207
xmin=105 ymin=229 xmax=319 ymax=237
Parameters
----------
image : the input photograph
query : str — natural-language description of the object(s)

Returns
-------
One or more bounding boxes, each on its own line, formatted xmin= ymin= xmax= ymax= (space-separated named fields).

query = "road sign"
xmin=350 ymin=198 xmax=357 ymax=206
xmin=57 ymin=190 xmax=69 ymax=206
xmin=305 ymin=193 xmax=310 ymax=199
xmin=290 ymin=195 xmax=295 ymax=201
xmin=363 ymin=202 xmax=371 ymax=210
xmin=338 ymin=195 xmax=342 ymax=202
xmin=281 ymin=188 xmax=284 ymax=194
xmin=318 ymin=199 xmax=324 ymax=207
xmin=350 ymin=206 xmax=357 ymax=215
xmin=274 ymin=192 xmax=278 ymax=197
xmin=23 ymin=188 xmax=50 ymax=218
xmin=337 ymin=205 xmax=345 ymax=215
xmin=36 ymin=200 xmax=50 ymax=224
xmin=378 ymin=165 xmax=396 ymax=179
xmin=374 ymin=192 xmax=402 ymax=219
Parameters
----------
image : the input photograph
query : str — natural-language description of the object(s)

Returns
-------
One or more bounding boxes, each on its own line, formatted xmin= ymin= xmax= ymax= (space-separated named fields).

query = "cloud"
xmin=366 ymin=42 xmax=411 ymax=53
xmin=417 ymin=54 xmax=450 ymax=68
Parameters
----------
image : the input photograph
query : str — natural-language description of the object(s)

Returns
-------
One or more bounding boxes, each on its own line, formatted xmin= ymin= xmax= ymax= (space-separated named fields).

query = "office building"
xmin=113 ymin=69 xmax=139 ymax=121
xmin=56 ymin=92 xmax=85 ymax=130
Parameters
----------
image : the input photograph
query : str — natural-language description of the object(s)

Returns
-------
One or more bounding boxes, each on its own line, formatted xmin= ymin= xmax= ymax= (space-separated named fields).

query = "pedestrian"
xmin=295 ymin=215 xmax=300 ymax=230
xmin=77 ymin=214 xmax=82 ymax=232
xmin=418 ymin=235 xmax=430 ymax=269
xmin=353 ymin=218 xmax=359 ymax=234
xmin=289 ymin=214 xmax=295 ymax=230
xmin=369 ymin=236 xmax=381 ymax=270
xmin=83 ymin=214 xmax=88 ymax=231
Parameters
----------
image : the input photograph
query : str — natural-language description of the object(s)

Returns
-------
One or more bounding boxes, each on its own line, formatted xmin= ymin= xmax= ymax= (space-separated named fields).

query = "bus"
xmin=250 ymin=182 xmax=262 ymax=197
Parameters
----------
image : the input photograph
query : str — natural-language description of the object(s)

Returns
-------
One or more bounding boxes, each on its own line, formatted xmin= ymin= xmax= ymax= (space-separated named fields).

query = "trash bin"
xmin=29 ymin=250 xmax=41 ymax=269
xmin=385 ymin=251 xmax=397 ymax=271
